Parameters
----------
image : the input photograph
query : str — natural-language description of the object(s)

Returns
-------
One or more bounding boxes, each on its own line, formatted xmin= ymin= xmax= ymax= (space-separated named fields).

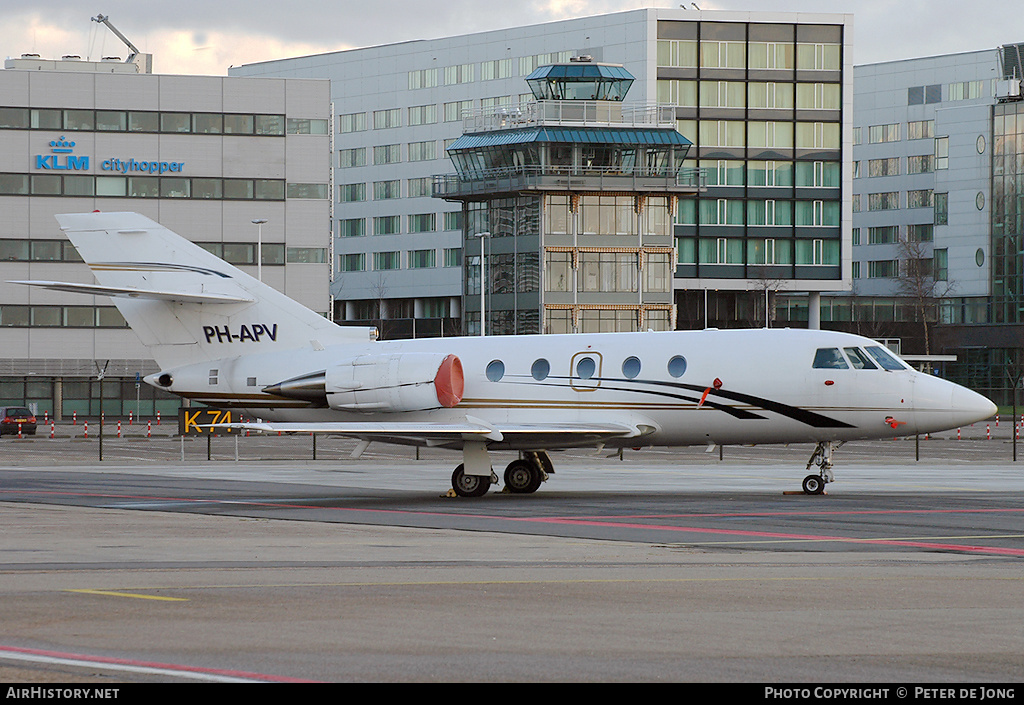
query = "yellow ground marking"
xmin=66 ymin=589 xmax=189 ymax=602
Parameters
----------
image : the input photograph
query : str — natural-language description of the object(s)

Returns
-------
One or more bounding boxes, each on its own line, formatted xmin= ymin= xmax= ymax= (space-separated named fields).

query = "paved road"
xmin=1 ymin=435 xmax=1023 ymax=683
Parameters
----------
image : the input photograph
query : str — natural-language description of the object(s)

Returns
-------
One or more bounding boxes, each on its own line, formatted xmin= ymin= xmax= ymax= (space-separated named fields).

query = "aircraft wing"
xmin=9 ymin=280 xmax=253 ymax=305
xmin=210 ymin=419 xmax=652 ymax=447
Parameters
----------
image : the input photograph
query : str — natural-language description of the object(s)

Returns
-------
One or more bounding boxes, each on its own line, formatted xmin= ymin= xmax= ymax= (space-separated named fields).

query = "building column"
xmin=808 ymin=291 xmax=821 ymax=330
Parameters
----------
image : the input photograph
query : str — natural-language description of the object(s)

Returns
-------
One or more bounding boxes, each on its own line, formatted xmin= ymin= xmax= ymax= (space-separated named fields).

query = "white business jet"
xmin=14 ymin=212 xmax=996 ymax=497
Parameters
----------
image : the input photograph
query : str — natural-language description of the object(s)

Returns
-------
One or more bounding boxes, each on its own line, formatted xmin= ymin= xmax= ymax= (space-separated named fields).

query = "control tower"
xmin=434 ymin=57 xmax=703 ymax=335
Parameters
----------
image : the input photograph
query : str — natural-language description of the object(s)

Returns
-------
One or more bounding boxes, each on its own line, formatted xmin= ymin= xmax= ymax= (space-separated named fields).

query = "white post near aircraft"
xmin=14 ymin=212 xmax=996 ymax=497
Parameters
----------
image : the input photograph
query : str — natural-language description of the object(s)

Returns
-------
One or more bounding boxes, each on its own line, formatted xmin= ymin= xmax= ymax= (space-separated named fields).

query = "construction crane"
xmin=91 ymin=14 xmax=141 ymax=65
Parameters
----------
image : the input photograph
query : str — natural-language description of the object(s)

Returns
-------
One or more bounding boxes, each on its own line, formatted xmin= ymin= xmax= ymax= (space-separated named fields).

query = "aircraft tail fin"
xmin=32 ymin=212 xmax=372 ymax=369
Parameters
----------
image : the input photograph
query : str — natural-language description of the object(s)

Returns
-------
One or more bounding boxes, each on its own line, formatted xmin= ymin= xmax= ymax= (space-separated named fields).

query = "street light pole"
xmin=251 ymin=218 xmax=268 ymax=281
xmin=474 ymin=231 xmax=490 ymax=336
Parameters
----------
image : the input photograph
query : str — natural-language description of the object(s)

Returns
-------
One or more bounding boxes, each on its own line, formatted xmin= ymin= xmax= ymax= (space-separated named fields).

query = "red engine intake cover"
xmin=434 ymin=354 xmax=464 ymax=408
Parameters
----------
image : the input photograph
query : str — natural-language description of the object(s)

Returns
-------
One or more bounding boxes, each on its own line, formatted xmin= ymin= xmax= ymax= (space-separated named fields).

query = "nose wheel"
xmin=802 ymin=441 xmax=842 ymax=495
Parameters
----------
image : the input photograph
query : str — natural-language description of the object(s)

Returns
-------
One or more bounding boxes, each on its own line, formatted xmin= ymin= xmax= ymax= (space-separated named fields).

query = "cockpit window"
xmin=843 ymin=347 xmax=878 ymax=370
xmin=812 ymin=348 xmax=849 ymax=369
xmin=865 ymin=345 xmax=907 ymax=371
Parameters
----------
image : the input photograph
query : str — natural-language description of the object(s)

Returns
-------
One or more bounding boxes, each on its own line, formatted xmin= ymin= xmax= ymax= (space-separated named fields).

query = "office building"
xmin=232 ymin=7 xmax=853 ymax=336
xmin=0 ymin=55 xmax=331 ymax=418
xmin=792 ymin=44 xmax=1024 ymax=402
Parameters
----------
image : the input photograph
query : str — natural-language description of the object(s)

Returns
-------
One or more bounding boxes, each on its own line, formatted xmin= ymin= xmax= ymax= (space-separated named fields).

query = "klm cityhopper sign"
xmin=37 ymin=137 xmax=88 ymax=171
xmin=34 ymin=136 xmax=185 ymax=174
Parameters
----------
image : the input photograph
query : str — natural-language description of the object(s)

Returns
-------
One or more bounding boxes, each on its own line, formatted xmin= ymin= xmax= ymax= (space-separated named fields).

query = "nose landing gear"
xmin=801 ymin=441 xmax=843 ymax=495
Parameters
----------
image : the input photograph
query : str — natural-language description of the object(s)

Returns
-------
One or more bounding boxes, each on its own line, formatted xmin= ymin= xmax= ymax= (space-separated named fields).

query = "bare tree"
xmin=896 ymin=236 xmax=955 ymax=355
xmin=747 ymin=267 xmax=790 ymax=328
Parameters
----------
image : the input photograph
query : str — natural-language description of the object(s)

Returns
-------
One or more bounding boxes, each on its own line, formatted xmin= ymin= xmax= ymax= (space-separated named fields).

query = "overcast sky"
xmin=1 ymin=0 xmax=1019 ymax=75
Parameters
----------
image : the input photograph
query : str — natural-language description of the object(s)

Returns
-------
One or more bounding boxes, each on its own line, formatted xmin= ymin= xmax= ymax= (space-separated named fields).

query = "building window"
xmin=408 ymin=213 xmax=436 ymax=233
xmin=444 ymin=100 xmax=474 ymax=122
xmin=407 ymin=177 xmax=432 ymax=198
xmin=907 ymin=155 xmax=933 ymax=174
xmin=407 ymin=249 xmax=436 ymax=269
xmin=700 ymin=40 xmax=746 ymax=69
xmin=407 ymin=104 xmax=437 ymax=126
xmin=868 ymin=192 xmax=900 ymax=211
xmin=408 ymin=140 xmax=437 ymax=162
xmin=657 ymin=39 xmax=698 ymax=68
xmin=869 ymin=123 xmax=900 ymax=144
xmin=408 ymin=68 xmax=439 ymax=90
xmin=748 ymin=41 xmax=794 ymax=70
xmin=935 ymin=136 xmax=949 ymax=169
xmin=373 ymin=180 xmax=401 ymax=200
xmin=796 ymin=83 xmax=841 ymax=110
xmin=338 ymin=183 xmax=366 ymax=202
xmin=700 ymin=81 xmax=746 ymax=109
xmin=868 ymin=226 xmax=899 ymax=244
xmin=373 ymin=108 xmax=402 ymax=130
xmin=373 ymin=144 xmax=401 ymax=165
xmin=338 ymin=147 xmax=366 ymax=168
xmin=749 ymin=121 xmax=793 ymax=149
xmin=373 ymin=251 xmax=400 ymax=270
xmin=286 ymin=248 xmax=327 ymax=264
xmin=908 ymin=120 xmax=935 ymax=139
xmin=338 ymin=112 xmax=367 ymax=133
xmin=287 ymin=183 xmax=327 ymax=199
xmin=339 ymin=218 xmax=365 ymax=238
xmin=373 ymin=216 xmax=401 ymax=235
xmin=444 ymin=63 xmax=475 ymax=85
xmin=868 ymin=158 xmax=900 ymax=177
xmin=443 ymin=248 xmax=462 ymax=268
xmin=287 ymin=118 xmax=328 ymax=134
xmin=907 ymin=224 xmax=933 ymax=242
xmin=480 ymin=59 xmax=513 ymax=80
xmin=934 ymin=193 xmax=949 ymax=225
xmin=907 ymin=189 xmax=934 ymax=209
xmin=933 ymin=248 xmax=949 ymax=280
xmin=868 ymin=260 xmax=898 ymax=278
xmin=340 ymin=253 xmax=365 ymax=272
xmin=796 ymin=121 xmax=840 ymax=149
xmin=443 ymin=211 xmax=463 ymax=232
xmin=796 ymin=42 xmax=841 ymax=70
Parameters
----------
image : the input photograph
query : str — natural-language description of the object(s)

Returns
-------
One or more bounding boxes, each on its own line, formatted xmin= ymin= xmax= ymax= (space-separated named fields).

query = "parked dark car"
xmin=0 ymin=407 xmax=36 ymax=436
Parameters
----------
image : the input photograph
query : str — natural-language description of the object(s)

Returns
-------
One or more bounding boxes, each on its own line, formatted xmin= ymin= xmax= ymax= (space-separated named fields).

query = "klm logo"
xmin=35 ymin=137 xmax=89 ymax=171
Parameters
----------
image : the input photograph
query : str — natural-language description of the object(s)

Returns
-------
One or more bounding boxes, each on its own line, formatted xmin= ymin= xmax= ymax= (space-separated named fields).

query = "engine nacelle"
xmin=324 ymin=352 xmax=463 ymax=412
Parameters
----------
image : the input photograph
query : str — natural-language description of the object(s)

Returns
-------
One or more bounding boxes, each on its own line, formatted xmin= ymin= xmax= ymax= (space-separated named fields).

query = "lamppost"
xmin=251 ymin=218 xmax=267 ymax=281
xmin=474 ymin=231 xmax=490 ymax=335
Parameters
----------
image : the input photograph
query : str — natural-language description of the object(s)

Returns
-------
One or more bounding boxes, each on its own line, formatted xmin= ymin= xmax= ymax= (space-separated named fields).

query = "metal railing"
xmin=433 ymin=165 xmax=705 ymax=198
xmin=462 ymin=100 xmax=677 ymax=133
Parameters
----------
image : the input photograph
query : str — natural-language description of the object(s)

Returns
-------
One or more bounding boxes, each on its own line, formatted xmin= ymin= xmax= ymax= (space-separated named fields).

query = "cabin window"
xmin=865 ymin=346 xmax=907 ymax=371
xmin=667 ymin=356 xmax=687 ymax=378
xmin=486 ymin=360 xmax=505 ymax=382
xmin=531 ymin=359 xmax=550 ymax=381
xmin=576 ymin=357 xmax=597 ymax=380
xmin=622 ymin=356 xmax=642 ymax=379
xmin=812 ymin=348 xmax=849 ymax=369
xmin=843 ymin=347 xmax=878 ymax=370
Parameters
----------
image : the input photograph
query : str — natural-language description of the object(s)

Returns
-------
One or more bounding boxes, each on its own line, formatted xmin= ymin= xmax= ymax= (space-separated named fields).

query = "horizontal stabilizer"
xmin=9 ymin=280 xmax=254 ymax=305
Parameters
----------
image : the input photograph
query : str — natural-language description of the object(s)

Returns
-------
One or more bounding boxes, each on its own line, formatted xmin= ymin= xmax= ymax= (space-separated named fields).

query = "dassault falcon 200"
xmin=14 ymin=212 xmax=996 ymax=497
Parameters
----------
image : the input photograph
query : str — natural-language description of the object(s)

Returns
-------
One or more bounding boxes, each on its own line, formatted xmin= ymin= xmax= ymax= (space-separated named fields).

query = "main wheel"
xmin=452 ymin=464 xmax=491 ymax=498
xmin=504 ymin=459 xmax=543 ymax=494
xmin=802 ymin=474 xmax=825 ymax=495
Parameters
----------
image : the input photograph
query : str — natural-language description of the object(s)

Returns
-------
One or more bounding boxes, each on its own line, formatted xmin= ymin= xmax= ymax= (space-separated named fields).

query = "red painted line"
xmin=527 ymin=517 xmax=1024 ymax=557
xmin=0 ymin=644 xmax=314 ymax=682
xmin=547 ymin=507 xmax=1024 ymax=521
xmin=5 ymin=489 xmax=1024 ymax=557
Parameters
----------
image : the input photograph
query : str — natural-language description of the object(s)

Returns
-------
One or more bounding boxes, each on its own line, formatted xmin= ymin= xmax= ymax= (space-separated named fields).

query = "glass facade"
xmin=659 ymin=20 xmax=845 ymax=290
xmin=992 ymin=102 xmax=1024 ymax=323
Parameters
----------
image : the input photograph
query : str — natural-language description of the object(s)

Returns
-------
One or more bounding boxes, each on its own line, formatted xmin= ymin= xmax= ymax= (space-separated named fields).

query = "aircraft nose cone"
xmin=951 ymin=384 xmax=997 ymax=426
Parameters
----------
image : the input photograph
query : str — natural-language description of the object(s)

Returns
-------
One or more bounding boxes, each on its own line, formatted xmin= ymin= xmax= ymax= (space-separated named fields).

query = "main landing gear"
xmin=450 ymin=450 xmax=552 ymax=497
xmin=801 ymin=441 xmax=843 ymax=495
